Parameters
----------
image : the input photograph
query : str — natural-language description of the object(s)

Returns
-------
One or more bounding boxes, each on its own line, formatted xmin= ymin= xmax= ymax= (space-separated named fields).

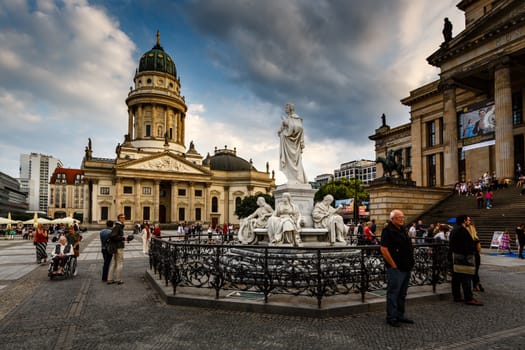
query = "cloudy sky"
xmin=0 ymin=0 xmax=464 ymax=185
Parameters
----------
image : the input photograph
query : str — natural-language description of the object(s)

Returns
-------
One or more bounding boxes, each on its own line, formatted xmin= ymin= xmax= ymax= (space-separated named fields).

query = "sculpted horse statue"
xmin=376 ymin=149 xmax=404 ymax=179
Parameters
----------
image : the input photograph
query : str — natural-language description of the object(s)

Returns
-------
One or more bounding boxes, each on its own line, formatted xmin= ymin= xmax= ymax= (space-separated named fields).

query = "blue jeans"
xmin=386 ymin=268 xmax=411 ymax=322
xmin=101 ymin=248 xmax=113 ymax=281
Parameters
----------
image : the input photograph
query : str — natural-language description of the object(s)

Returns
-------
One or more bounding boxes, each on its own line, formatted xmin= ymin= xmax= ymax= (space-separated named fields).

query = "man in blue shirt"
xmin=99 ymin=220 xmax=114 ymax=282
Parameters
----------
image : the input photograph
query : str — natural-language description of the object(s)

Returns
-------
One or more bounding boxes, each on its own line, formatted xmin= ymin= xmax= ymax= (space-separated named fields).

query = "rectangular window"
xmin=143 ymin=206 xmax=150 ymax=221
xmin=178 ymin=207 xmax=185 ymax=221
xmin=124 ymin=206 xmax=132 ymax=220
xmin=101 ymin=206 xmax=109 ymax=220
xmin=145 ymin=124 xmax=151 ymax=137
xmin=195 ymin=208 xmax=201 ymax=221
xmin=142 ymin=186 xmax=152 ymax=195
xmin=178 ymin=188 xmax=186 ymax=196
xmin=123 ymin=186 xmax=133 ymax=194
xmin=195 ymin=189 xmax=202 ymax=197
xmin=406 ymin=147 xmax=412 ymax=168
xmin=100 ymin=187 xmax=110 ymax=195
xmin=427 ymin=121 xmax=436 ymax=147
xmin=513 ymin=91 xmax=523 ymax=125
xmin=428 ymin=154 xmax=437 ymax=187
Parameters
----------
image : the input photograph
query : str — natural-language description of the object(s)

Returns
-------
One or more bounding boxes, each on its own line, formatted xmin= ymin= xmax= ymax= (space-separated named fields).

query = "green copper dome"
xmin=138 ymin=31 xmax=177 ymax=77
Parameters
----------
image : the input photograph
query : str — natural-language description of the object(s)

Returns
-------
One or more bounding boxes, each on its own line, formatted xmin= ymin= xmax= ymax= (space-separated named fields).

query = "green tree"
xmin=314 ymin=178 xmax=369 ymax=204
xmin=235 ymin=194 xmax=275 ymax=219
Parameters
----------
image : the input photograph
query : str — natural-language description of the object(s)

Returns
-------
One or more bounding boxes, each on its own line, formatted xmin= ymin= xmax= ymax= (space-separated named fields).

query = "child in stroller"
xmin=48 ymin=236 xmax=77 ymax=279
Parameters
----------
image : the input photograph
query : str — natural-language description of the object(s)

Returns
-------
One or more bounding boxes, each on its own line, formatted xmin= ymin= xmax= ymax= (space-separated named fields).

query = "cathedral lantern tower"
xmin=124 ymin=31 xmax=187 ymax=155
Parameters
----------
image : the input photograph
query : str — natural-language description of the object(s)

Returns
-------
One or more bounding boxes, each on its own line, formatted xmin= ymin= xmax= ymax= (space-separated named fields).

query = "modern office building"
xmin=0 ymin=171 xmax=28 ymax=217
xmin=18 ymin=153 xmax=62 ymax=212
xmin=334 ymin=159 xmax=377 ymax=185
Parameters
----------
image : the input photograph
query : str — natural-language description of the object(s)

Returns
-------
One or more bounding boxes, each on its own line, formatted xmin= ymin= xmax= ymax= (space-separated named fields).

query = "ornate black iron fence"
xmin=149 ymin=236 xmax=449 ymax=308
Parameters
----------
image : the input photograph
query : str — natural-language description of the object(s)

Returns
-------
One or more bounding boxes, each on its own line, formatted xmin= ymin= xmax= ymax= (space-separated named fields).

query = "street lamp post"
xmin=353 ymin=166 xmax=360 ymax=225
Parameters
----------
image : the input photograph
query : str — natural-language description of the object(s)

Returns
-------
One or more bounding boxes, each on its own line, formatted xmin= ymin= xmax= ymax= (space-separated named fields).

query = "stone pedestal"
xmin=274 ymin=183 xmax=317 ymax=228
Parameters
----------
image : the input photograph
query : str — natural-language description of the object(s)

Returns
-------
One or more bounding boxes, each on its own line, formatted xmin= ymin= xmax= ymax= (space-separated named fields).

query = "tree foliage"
xmin=314 ymin=178 xmax=369 ymax=204
xmin=235 ymin=194 xmax=275 ymax=219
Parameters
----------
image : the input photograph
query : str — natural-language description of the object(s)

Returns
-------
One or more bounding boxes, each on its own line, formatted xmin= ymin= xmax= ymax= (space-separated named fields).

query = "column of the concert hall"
xmin=494 ymin=60 xmax=513 ymax=179
xmin=442 ymin=81 xmax=458 ymax=186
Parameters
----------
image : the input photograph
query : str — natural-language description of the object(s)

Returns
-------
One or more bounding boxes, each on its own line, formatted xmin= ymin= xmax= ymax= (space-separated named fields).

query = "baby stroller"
xmin=48 ymin=254 xmax=77 ymax=280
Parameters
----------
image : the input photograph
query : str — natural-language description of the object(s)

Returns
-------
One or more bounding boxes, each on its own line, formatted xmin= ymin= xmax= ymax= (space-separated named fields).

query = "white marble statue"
xmin=267 ymin=193 xmax=302 ymax=246
xmin=312 ymin=194 xmax=347 ymax=245
xmin=238 ymin=197 xmax=274 ymax=244
xmin=278 ymin=103 xmax=307 ymax=184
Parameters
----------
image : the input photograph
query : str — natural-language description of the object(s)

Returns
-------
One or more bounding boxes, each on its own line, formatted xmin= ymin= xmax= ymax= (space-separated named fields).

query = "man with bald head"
xmin=380 ymin=209 xmax=415 ymax=327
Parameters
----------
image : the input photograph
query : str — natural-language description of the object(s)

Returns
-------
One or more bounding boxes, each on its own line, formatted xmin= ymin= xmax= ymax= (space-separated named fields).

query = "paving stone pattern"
xmin=1 ymin=232 xmax=525 ymax=349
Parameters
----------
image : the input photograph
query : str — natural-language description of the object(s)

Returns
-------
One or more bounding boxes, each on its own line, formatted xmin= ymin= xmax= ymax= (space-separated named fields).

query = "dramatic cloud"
xmin=0 ymin=0 xmax=136 ymax=175
xmin=0 ymin=0 xmax=464 ymax=186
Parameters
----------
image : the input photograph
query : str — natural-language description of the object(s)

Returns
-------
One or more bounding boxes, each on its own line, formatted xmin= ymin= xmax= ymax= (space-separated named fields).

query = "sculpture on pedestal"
xmin=238 ymin=197 xmax=274 ymax=244
xmin=312 ymin=194 xmax=347 ymax=245
xmin=267 ymin=193 xmax=302 ymax=246
xmin=278 ymin=103 xmax=307 ymax=184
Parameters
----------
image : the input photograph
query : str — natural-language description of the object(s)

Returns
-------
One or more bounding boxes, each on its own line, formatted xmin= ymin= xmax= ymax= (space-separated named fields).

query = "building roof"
xmin=50 ymin=168 xmax=84 ymax=185
xmin=202 ymin=147 xmax=255 ymax=172
xmin=138 ymin=31 xmax=177 ymax=78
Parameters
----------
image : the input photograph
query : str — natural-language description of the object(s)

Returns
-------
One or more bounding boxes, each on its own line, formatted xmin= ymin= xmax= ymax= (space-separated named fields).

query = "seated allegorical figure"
xmin=238 ymin=196 xmax=274 ymax=244
xmin=312 ymin=194 xmax=347 ymax=245
xmin=51 ymin=235 xmax=74 ymax=274
xmin=267 ymin=193 xmax=302 ymax=246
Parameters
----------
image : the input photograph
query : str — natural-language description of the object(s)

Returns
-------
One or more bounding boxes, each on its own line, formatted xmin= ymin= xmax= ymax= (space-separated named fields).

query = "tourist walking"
xmin=141 ymin=223 xmax=151 ymax=255
xmin=449 ymin=215 xmax=483 ymax=306
xmin=107 ymin=214 xmax=128 ymax=285
xmin=33 ymin=224 xmax=48 ymax=264
xmin=380 ymin=209 xmax=415 ymax=327
xmin=466 ymin=221 xmax=484 ymax=292
xmin=499 ymin=230 xmax=512 ymax=255
xmin=99 ymin=220 xmax=114 ymax=282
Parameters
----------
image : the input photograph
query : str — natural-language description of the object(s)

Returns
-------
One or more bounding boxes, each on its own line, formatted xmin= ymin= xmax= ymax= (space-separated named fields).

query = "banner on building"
xmin=458 ymin=101 xmax=495 ymax=147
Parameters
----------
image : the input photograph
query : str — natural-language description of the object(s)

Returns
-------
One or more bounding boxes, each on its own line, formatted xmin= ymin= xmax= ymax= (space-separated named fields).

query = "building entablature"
xmin=429 ymin=1 xmax=525 ymax=67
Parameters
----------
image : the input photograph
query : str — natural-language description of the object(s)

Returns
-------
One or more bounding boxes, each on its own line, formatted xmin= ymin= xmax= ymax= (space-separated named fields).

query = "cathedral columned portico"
xmin=82 ymin=32 xmax=275 ymax=227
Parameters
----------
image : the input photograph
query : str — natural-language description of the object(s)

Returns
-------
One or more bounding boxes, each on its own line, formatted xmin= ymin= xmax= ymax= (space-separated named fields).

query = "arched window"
xmin=211 ymin=196 xmax=218 ymax=213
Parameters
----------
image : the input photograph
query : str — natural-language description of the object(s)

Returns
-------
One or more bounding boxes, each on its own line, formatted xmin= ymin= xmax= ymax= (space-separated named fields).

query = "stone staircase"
xmin=416 ymin=186 xmax=525 ymax=248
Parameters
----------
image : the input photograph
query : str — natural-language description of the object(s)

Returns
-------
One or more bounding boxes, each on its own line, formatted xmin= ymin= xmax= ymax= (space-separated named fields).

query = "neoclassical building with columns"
xmin=81 ymin=32 xmax=275 ymax=227
xmin=370 ymin=0 xmax=525 ymax=187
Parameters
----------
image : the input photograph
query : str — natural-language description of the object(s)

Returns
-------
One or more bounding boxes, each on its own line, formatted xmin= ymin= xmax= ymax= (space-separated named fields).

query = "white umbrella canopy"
xmin=22 ymin=217 xmax=52 ymax=226
xmin=0 ymin=214 xmax=20 ymax=226
xmin=51 ymin=217 xmax=80 ymax=225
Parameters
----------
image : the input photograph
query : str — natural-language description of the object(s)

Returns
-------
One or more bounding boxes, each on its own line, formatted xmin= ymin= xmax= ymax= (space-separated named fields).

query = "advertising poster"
xmin=458 ymin=101 xmax=495 ymax=148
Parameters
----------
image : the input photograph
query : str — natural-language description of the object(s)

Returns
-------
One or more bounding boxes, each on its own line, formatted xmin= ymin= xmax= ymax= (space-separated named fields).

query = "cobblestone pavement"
xmin=1 ymin=233 xmax=525 ymax=350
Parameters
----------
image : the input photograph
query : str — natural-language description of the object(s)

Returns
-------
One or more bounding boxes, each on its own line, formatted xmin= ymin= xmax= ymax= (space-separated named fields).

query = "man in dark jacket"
xmin=449 ymin=215 xmax=483 ymax=306
xmin=107 ymin=214 xmax=127 ymax=285
xmin=380 ymin=209 xmax=415 ymax=327
xmin=99 ymin=220 xmax=114 ymax=282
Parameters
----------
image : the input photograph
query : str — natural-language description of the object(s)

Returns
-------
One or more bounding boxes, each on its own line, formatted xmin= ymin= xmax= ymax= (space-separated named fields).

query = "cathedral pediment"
xmin=118 ymin=153 xmax=209 ymax=175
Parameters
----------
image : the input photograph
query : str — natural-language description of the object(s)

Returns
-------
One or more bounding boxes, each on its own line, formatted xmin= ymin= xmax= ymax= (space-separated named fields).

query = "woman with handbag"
xmin=449 ymin=215 xmax=483 ymax=306
xmin=33 ymin=224 xmax=48 ymax=264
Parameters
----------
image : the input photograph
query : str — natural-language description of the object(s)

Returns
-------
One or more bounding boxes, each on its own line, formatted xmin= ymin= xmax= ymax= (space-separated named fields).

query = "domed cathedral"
xmin=370 ymin=0 xmax=525 ymax=188
xmin=81 ymin=31 xmax=275 ymax=227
